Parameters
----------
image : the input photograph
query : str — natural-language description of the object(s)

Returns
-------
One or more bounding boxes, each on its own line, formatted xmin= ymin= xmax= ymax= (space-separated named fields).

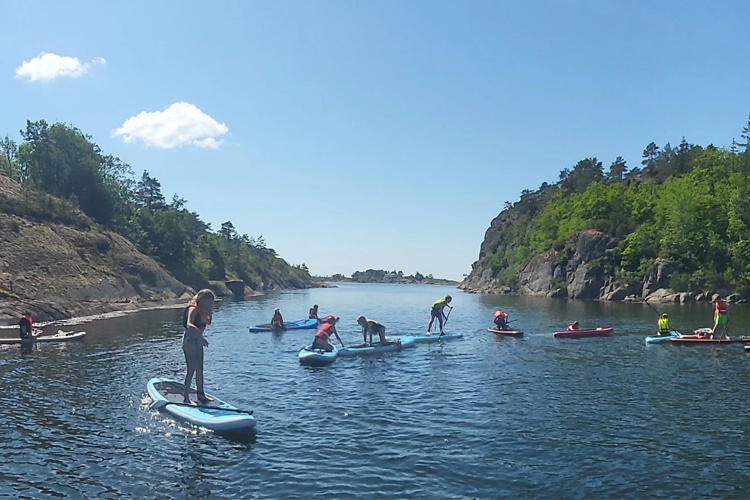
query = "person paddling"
xmin=712 ymin=296 xmax=728 ymax=339
xmin=657 ymin=313 xmax=670 ymax=336
xmin=311 ymin=316 xmax=344 ymax=352
xmin=309 ymin=304 xmax=319 ymax=321
xmin=493 ymin=309 xmax=509 ymax=330
xmin=356 ymin=316 xmax=399 ymax=347
xmin=567 ymin=321 xmax=580 ymax=331
xmin=19 ymin=311 xmax=40 ymax=341
xmin=427 ymin=295 xmax=453 ymax=335
xmin=271 ymin=308 xmax=285 ymax=331
xmin=182 ymin=289 xmax=215 ymax=406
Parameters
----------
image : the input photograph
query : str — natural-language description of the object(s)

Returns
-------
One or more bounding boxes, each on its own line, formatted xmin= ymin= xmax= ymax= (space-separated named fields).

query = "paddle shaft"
xmin=439 ymin=307 xmax=453 ymax=338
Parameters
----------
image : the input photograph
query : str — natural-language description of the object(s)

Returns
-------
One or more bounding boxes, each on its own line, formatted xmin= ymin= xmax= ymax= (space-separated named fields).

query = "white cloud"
xmin=92 ymin=57 xmax=106 ymax=65
xmin=112 ymin=102 xmax=229 ymax=149
xmin=15 ymin=52 xmax=90 ymax=82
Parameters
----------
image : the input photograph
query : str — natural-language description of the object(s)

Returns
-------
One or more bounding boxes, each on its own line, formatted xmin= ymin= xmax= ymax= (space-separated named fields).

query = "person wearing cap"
xmin=566 ymin=321 xmax=580 ymax=331
xmin=19 ymin=311 xmax=39 ymax=341
xmin=309 ymin=304 xmax=319 ymax=321
xmin=271 ymin=308 xmax=285 ymax=331
xmin=311 ymin=315 xmax=344 ymax=352
xmin=355 ymin=316 xmax=399 ymax=347
xmin=657 ymin=313 xmax=670 ymax=336
xmin=427 ymin=295 xmax=453 ymax=335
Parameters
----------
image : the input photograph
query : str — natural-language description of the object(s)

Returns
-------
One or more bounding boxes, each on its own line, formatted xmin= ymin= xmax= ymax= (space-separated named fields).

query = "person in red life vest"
xmin=182 ymin=289 xmax=215 ymax=405
xmin=311 ymin=316 xmax=344 ymax=352
xmin=309 ymin=304 xmax=319 ymax=321
xmin=271 ymin=308 xmax=285 ymax=331
xmin=493 ymin=309 xmax=509 ymax=330
xmin=567 ymin=321 xmax=580 ymax=331
xmin=712 ymin=296 xmax=728 ymax=339
xmin=19 ymin=311 xmax=40 ymax=340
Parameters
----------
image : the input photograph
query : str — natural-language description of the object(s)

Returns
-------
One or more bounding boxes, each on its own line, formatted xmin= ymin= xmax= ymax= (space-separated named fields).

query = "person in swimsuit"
xmin=355 ymin=316 xmax=399 ymax=347
xmin=427 ymin=295 xmax=453 ymax=335
xmin=271 ymin=308 xmax=285 ymax=331
xmin=309 ymin=304 xmax=319 ymax=321
xmin=311 ymin=316 xmax=344 ymax=352
xmin=182 ymin=289 xmax=215 ymax=405
xmin=712 ymin=296 xmax=728 ymax=339
xmin=567 ymin=321 xmax=580 ymax=331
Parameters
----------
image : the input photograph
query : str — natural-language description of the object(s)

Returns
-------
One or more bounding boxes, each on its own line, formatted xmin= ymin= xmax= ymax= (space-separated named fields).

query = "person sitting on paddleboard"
xmin=182 ymin=289 xmax=215 ymax=406
xmin=712 ymin=296 xmax=728 ymax=339
xmin=657 ymin=313 xmax=670 ymax=336
xmin=309 ymin=304 xmax=319 ymax=321
xmin=356 ymin=316 xmax=399 ymax=347
xmin=19 ymin=311 xmax=39 ymax=340
xmin=427 ymin=295 xmax=453 ymax=335
xmin=271 ymin=308 xmax=285 ymax=331
xmin=311 ymin=316 xmax=344 ymax=352
xmin=493 ymin=309 xmax=509 ymax=330
xmin=567 ymin=321 xmax=580 ymax=331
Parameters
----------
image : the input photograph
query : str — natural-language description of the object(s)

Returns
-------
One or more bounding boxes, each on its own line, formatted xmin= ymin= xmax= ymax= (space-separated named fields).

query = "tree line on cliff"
xmin=0 ymin=120 xmax=312 ymax=291
xmin=471 ymin=116 xmax=750 ymax=296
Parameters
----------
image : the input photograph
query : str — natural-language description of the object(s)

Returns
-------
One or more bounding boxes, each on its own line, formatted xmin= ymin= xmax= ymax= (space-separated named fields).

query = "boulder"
xmin=518 ymin=251 xmax=558 ymax=296
xmin=547 ymin=287 xmax=567 ymax=299
xmin=727 ymin=293 xmax=741 ymax=303
xmin=567 ymin=262 xmax=604 ymax=300
xmin=602 ymin=282 xmax=641 ymax=301
xmin=642 ymin=259 xmax=674 ymax=298
xmin=678 ymin=292 xmax=693 ymax=303
xmin=623 ymin=294 xmax=641 ymax=302
xmin=646 ymin=288 xmax=680 ymax=303
xmin=225 ymin=280 xmax=245 ymax=297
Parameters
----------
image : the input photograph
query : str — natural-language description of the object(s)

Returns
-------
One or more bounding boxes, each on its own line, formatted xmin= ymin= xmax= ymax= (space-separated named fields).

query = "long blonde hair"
xmin=191 ymin=289 xmax=216 ymax=309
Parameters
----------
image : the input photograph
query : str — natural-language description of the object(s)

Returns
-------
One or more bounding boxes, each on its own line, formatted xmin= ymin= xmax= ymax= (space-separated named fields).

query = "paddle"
xmin=150 ymin=399 xmax=253 ymax=415
xmin=439 ymin=307 xmax=453 ymax=340
xmin=644 ymin=299 xmax=682 ymax=337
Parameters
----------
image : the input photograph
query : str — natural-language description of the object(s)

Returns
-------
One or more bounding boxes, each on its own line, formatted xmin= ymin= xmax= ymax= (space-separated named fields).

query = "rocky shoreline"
xmin=461 ymin=229 xmax=746 ymax=304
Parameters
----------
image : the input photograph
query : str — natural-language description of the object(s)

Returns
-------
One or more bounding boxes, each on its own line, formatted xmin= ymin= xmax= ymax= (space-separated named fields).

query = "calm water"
xmin=1 ymin=283 xmax=750 ymax=499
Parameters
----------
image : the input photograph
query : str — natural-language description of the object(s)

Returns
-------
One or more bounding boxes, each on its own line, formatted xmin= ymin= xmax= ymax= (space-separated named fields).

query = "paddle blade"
xmin=150 ymin=399 xmax=169 ymax=410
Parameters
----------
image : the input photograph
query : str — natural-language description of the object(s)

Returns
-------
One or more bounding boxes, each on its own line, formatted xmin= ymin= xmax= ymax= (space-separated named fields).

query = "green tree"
xmin=136 ymin=171 xmax=167 ymax=214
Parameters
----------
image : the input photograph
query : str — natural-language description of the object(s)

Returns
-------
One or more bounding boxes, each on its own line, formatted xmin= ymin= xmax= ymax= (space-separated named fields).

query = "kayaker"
xmin=493 ymin=309 xmax=509 ymax=330
xmin=182 ymin=289 xmax=215 ymax=406
xmin=712 ymin=296 xmax=728 ymax=339
xmin=309 ymin=304 xmax=319 ymax=321
xmin=567 ymin=321 xmax=580 ymax=331
xmin=657 ymin=313 xmax=670 ymax=336
xmin=356 ymin=316 xmax=399 ymax=347
xmin=271 ymin=308 xmax=285 ymax=331
xmin=19 ymin=311 xmax=39 ymax=340
xmin=426 ymin=295 xmax=453 ymax=335
xmin=311 ymin=316 xmax=344 ymax=352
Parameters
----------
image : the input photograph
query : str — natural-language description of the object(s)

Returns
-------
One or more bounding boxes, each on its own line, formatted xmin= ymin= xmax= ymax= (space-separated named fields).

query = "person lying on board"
xmin=19 ymin=311 xmax=41 ymax=340
xmin=311 ymin=316 xmax=344 ymax=352
xmin=493 ymin=309 xmax=509 ymax=330
xmin=657 ymin=313 xmax=670 ymax=336
xmin=426 ymin=295 xmax=453 ymax=335
xmin=309 ymin=304 xmax=319 ymax=321
xmin=271 ymin=308 xmax=285 ymax=331
xmin=567 ymin=321 xmax=580 ymax=331
xmin=355 ymin=316 xmax=400 ymax=347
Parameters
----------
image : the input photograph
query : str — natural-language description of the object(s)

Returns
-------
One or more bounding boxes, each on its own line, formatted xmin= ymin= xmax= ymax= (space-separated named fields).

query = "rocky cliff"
xmin=461 ymin=228 xmax=743 ymax=304
xmin=0 ymin=176 xmax=194 ymax=324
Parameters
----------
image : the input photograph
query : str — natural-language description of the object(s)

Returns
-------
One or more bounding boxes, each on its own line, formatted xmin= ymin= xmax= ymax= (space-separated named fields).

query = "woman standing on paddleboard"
xmin=712 ymin=296 xmax=728 ymax=339
xmin=182 ymin=289 xmax=215 ymax=405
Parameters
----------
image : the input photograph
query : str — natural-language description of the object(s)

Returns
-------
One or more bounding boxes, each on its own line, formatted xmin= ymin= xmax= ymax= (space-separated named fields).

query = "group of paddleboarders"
xmin=651 ymin=296 xmax=730 ymax=339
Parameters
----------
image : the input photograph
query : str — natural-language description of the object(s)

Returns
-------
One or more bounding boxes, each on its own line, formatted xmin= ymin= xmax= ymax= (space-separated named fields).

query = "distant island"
xmin=315 ymin=269 xmax=459 ymax=286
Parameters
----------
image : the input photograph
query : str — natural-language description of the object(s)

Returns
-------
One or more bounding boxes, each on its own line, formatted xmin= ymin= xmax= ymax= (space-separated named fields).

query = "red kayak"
xmin=553 ymin=327 xmax=613 ymax=338
xmin=487 ymin=328 xmax=524 ymax=336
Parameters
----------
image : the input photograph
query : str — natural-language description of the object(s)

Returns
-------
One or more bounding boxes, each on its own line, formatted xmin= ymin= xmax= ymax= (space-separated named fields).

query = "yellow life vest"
xmin=658 ymin=318 xmax=670 ymax=334
xmin=432 ymin=299 xmax=446 ymax=312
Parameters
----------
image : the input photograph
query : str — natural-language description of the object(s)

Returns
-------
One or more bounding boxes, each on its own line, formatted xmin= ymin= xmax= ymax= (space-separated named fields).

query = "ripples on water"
xmin=1 ymin=283 xmax=750 ymax=499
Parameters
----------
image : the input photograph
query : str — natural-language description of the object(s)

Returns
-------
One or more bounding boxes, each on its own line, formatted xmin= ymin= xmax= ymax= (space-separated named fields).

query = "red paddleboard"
xmin=671 ymin=336 xmax=750 ymax=344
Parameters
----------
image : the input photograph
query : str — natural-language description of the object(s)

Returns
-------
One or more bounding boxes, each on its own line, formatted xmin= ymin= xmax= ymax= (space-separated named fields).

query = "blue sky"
xmin=3 ymin=1 xmax=750 ymax=280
